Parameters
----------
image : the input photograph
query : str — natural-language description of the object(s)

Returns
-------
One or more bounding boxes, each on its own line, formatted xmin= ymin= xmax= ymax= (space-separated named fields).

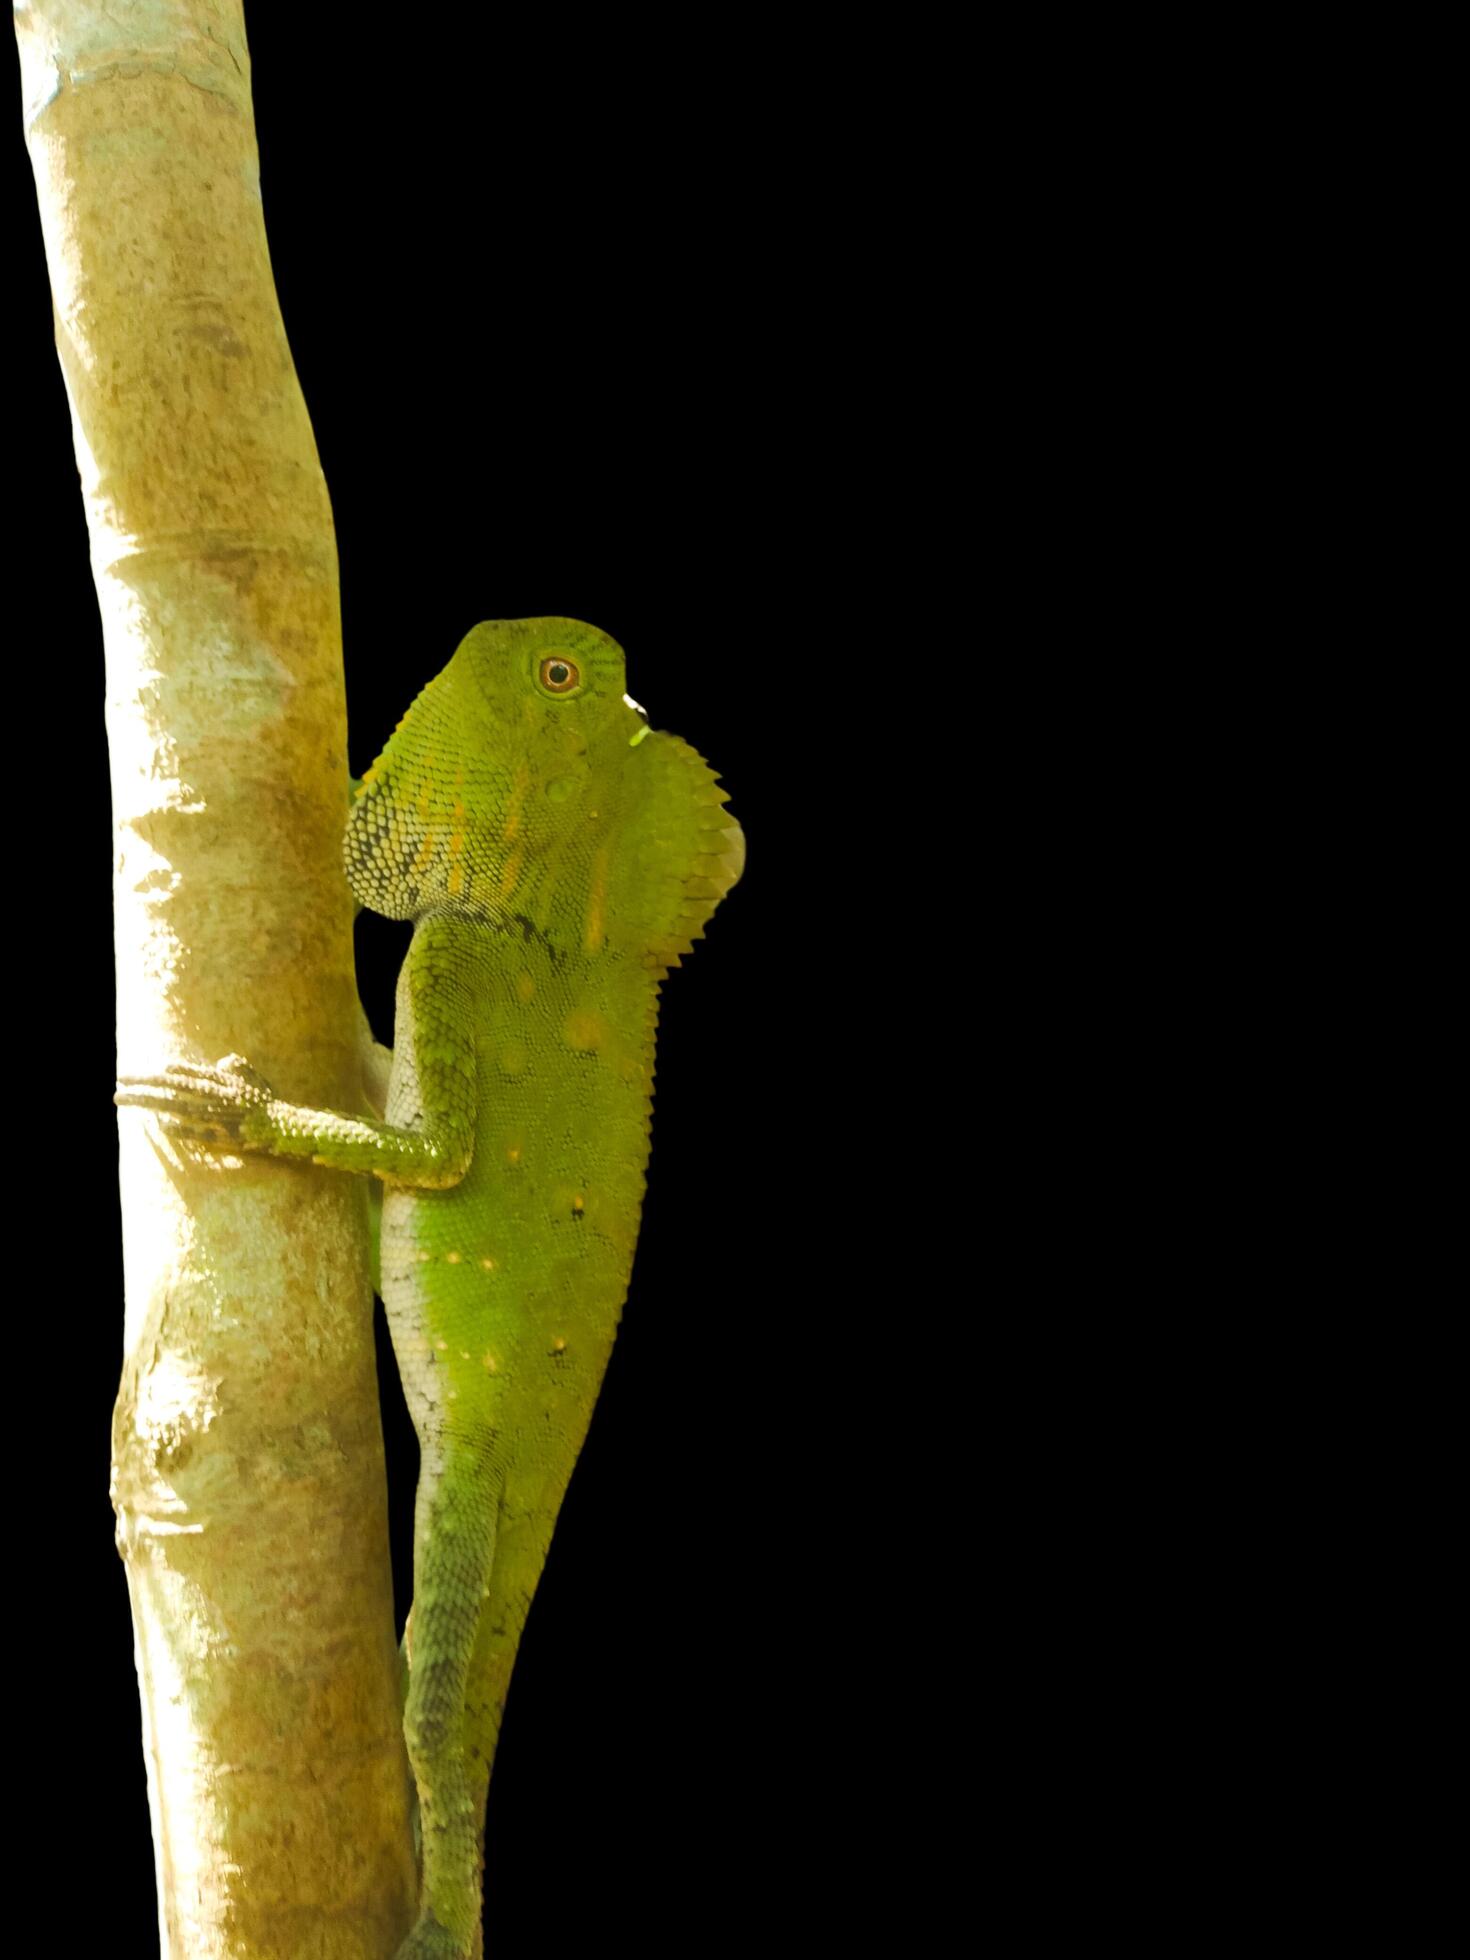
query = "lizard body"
xmin=117 ymin=618 xmax=742 ymax=1957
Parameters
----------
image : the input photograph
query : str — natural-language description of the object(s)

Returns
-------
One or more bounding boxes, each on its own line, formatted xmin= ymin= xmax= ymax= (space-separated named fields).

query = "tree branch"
xmin=15 ymin=3 xmax=417 ymax=1951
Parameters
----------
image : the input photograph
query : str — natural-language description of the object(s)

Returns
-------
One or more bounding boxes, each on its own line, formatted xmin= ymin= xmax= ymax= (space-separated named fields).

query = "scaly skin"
xmin=117 ymin=618 xmax=743 ymax=1958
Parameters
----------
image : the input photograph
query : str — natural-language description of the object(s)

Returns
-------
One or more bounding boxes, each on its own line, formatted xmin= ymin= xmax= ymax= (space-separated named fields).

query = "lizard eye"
xmin=538 ymin=654 xmax=581 ymax=695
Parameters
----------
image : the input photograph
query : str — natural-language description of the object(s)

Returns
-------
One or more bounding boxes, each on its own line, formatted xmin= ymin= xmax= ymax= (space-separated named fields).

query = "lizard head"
xmin=345 ymin=618 xmax=742 ymax=968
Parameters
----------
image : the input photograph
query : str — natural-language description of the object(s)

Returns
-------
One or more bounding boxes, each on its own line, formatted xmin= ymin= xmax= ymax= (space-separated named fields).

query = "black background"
xmin=9 ymin=15 xmax=842 ymax=1952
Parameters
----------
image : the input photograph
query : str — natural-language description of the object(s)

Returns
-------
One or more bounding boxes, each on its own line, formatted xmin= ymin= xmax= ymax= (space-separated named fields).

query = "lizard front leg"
xmin=115 ymin=919 xmax=478 ymax=1189
xmin=114 ymin=1052 xmax=474 ymax=1185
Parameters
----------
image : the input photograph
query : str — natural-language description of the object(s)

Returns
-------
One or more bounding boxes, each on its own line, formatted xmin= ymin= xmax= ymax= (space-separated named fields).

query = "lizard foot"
xmin=114 ymin=1055 xmax=276 ymax=1151
xmin=394 ymin=1910 xmax=470 ymax=1960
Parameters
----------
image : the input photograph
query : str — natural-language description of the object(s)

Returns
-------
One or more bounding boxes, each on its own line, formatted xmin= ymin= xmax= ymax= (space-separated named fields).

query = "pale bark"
xmin=15 ymin=3 xmax=417 ymax=1953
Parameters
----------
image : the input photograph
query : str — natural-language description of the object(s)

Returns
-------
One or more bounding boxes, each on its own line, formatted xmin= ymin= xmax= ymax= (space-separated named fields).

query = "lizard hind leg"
xmin=462 ymin=1494 xmax=565 ymax=1830
xmin=397 ymin=1619 xmax=421 ymax=1864
xmin=396 ymin=1433 xmax=503 ymax=1960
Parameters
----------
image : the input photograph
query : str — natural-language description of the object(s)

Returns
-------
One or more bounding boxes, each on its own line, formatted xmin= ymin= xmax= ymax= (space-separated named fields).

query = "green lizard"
xmin=116 ymin=617 xmax=743 ymax=1958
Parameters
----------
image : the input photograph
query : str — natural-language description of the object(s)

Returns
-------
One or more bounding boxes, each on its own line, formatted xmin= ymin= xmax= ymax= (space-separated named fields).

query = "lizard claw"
xmin=115 ymin=1054 xmax=276 ymax=1151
